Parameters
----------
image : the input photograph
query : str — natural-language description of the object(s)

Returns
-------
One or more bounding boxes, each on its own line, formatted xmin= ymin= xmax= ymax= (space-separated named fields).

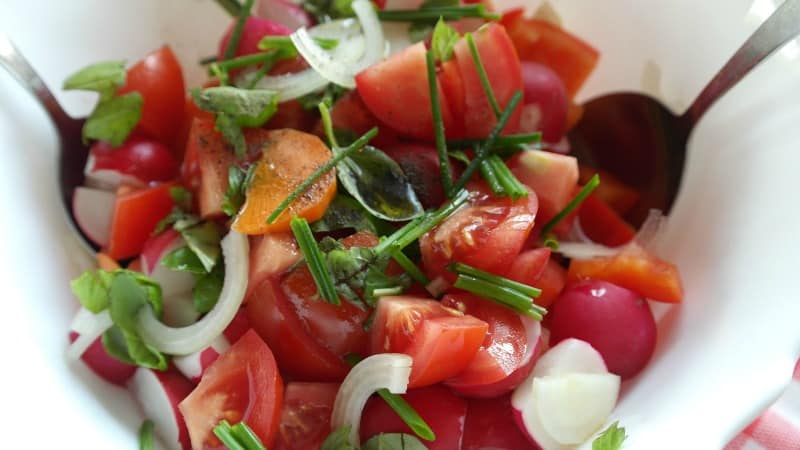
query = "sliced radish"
xmin=141 ymin=230 xmax=196 ymax=298
xmin=68 ymin=331 xmax=136 ymax=386
xmin=512 ymin=339 xmax=620 ymax=449
xmin=128 ymin=368 xmax=194 ymax=450
xmin=162 ymin=292 xmax=201 ymax=328
xmin=72 ymin=187 xmax=116 ymax=247
xmin=172 ymin=336 xmax=230 ymax=384
xmin=256 ymin=0 xmax=311 ymax=30
xmin=83 ymin=154 xmax=145 ymax=191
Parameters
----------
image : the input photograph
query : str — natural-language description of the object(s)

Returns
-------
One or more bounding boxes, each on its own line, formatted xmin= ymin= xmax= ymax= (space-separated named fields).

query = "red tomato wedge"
xmin=360 ymin=385 xmax=467 ymax=450
xmin=502 ymin=9 xmax=599 ymax=98
xmin=461 ymin=395 xmax=537 ymax=450
xmin=273 ymin=382 xmax=339 ymax=450
xmin=507 ymin=249 xmax=567 ymax=309
xmin=368 ymin=296 xmax=488 ymax=388
xmin=355 ymin=42 xmax=460 ymax=140
xmin=452 ymin=23 xmax=523 ymax=138
xmin=326 ymin=91 xmax=399 ymax=147
xmin=105 ymin=182 xmax=176 ymax=260
xmin=420 ymin=182 xmax=538 ymax=283
xmin=179 ymin=330 xmax=283 ymax=450
xmin=118 ymin=46 xmax=185 ymax=149
xmin=568 ymin=243 xmax=683 ymax=303
xmin=442 ymin=293 xmax=541 ymax=398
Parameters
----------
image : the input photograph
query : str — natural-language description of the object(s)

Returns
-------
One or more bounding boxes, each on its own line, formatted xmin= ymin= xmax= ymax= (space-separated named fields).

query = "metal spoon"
xmin=568 ymin=0 xmax=800 ymax=225
xmin=0 ymin=33 xmax=94 ymax=252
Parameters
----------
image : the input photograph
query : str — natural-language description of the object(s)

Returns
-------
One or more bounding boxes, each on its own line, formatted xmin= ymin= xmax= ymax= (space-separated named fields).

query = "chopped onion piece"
xmin=137 ymin=231 xmax=249 ymax=355
xmin=351 ymin=0 xmax=385 ymax=71
xmin=635 ymin=209 xmax=667 ymax=254
xmin=559 ymin=209 xmax=669 ymax=259
xmin=556 ymin=242 xmax=618 ymax=260
xmin=331 ymin=353 xmax=413 ymax=446
xmin=291 ymin=28 xmax=358 ymax=88
xmin=67 ymin=309 xmax=112 ymax=360
xmin=425 ymin=276 xmax=450 ymax=298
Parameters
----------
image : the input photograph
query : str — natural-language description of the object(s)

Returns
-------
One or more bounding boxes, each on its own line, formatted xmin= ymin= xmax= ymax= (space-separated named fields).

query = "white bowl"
xmin=1 ymin=0 xmax=799 ymax=449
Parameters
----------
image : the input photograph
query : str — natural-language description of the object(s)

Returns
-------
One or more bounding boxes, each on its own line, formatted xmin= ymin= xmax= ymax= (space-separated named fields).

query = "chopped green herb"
xmin=450 ymin=262 xmax=541 ymax=297
xmin=425 ymin=50 xmax=453 ymax=195
xmin=389 ymin=249 xmax=430 ymax=286
xmin=62 ymin=60 xmax=126 ymax=101
xmin=291 ymin=217 xmax=340 ymax=305
xmin=479 ymin=158 xmax=504 ymax=196
xmin=297 ymin=83 xmax=349 ymax=110
xmin=540 ymin=173 xmax=600 ymax=236
xmin=377 ymin=5 xmax=500 ymax=23
xmin=431 ymin=19 xmax=459 ymax=62
xmin=447 ymin=132 xmax=542 ymax=151
xmin=213 ymin=0 xmax=242 ymax=17
xmin=408 ymin=22 xmax=434 ymax=43
xmin=193 ymin=262 xmax=225 ymax=313
xmin=221 ymin=164 xmax=256 ymax=217
xmin=139 ymin=420 xmax=154 ymax=450
xmin=161 ymin=247 xmax=207 ymax=274
xmin=449 ymin=262 xmax=546 ymax=320
xmin=70 ymin=270 xmax=113 ymax=313
xmin=223 ymin=0 xmax=255 ymax=60
xmin=466 ymin=32 xmax=501 ymax=118
xmin=208 ymin=51 xmax=283 ymax=83
xmin=213 ymin=420 xmax=266 ymax=450
xmin=259 ymin=35 xmax=339 ymax=56
xmin=81 ymin=92 xmax=143 ymax=147
xmin=593 ymin=421 xmax=627 ymax=450
xmin=199 ymin=54 xmax=219 ymax=66
xmin=543 ymin=234 xmax=559 ymax=250
xmin=487 ymin=155 xmax=528 ymax=200
xmin=169 ymin=186 xmax=193 ymax=211
xmin=311 ymin=194 xmax=380 ymax=234
xmin=321 ymin=426 xmax=358 ymax=450
xmin=362 ymin=433 xmax=429 ymax=450
xmin=181 ymin=221 xmax=222 ymax=273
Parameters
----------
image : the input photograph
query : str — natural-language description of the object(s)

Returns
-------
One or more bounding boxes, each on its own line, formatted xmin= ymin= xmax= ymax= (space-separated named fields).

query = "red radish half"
xmin=68 ymin=332 xmax=136 ymax=386
xmin=83 ymin=154 xmax=146 ymax=191
xmin=72 ymin=187 xmax=116 ymax=246
xmin=512 ymin=339 xmax=620 ymax=449
xmin=141 ymin=230 xmax=195 ymax=298
xmin=128 ymin=368 xmax=194 ymax=450
xmin=256 ymin=0 xmax=311 ymax=30
xmin=173 ymin=336 xmax=230 ymax=384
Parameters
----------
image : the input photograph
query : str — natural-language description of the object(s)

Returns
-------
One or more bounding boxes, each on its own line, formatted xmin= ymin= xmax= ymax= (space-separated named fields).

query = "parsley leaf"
xmin=321 ymin=426 xmax=358 ymax=450
xmin=362 ymin=433 xmax=429 ymax=450
xmin=193 ymin=263 xmax=225 ymax=314
xmin=431 ymin=19 xmax=459 ymax=62
xmin=82 ymin=92 xmax=143 ymax=147
xmin=161 ymin=247 xmax=207 ymax=274
xmin=221 ymin=164 xmax=256 ymax=217
xmin=593 ymin=421 xmax=627 ymax=450
xmin=181 ymin=222 xmax=222 ymax=273
xmin=62 ymin=60 xmax=126 ymax=101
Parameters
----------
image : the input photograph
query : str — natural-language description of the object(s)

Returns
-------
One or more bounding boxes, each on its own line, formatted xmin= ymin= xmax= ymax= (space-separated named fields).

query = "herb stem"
xmin=290 ymin=217 xmax=340 ymax=305
xmin=213 ymin=421 xmax=247 ymax=450
xmin=224 ymin=0 xmax=255 ymax=61
xmin=214 ymin=0 xmax=242 ymax=17
xmin=390 ymin=250 xmax=431 ymax=286
xmin=199 ymin=55 xmax=219 ymax=66
xmin=450 ymin=262 xmax=541 ymax=297
xmin=466 ymin=33 xmax=501 ymax=118
xmin=139 ymin=420 xmax=154 ymax=450
xmin=453 ymin=274 xmax=545 ymax=320
xmin=377 ymin=5 xmax=500 ymax=22
xmin=447 ymin=132 xmax=541 ymax=150
xmin=540 ymin=173 xmax=600 ymax=236
xmin=426 ymin=50 xmax=453 ymax=195
xmin=231 ymin=422 xmax=267 ymax=450
xmin=209 ymin=51 xmax=280 ymax=75
xmin=319 ymin=102 xmax=340 ymax=149
xmin=488 ymin=155 xmax=528 ymax=200
xmin=479 ymin=159 xmax=505 ymax=196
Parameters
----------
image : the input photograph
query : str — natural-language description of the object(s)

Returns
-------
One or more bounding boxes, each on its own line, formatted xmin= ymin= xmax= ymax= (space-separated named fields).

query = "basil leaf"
xmin=169 ymin=186 xmax=193 ymax=211
xmin=431 ymin=19 xmax=459 ymax=62
xmin=215 ymin=113 xmax=248 ymax=157
xmin=593 ymin=421 xmax=627 ymax=450
xmin=221 ymin=164 xmax=256 ymax=217
xmin=70 ymin=270 xmax=113 ymax=313
xmin=182 ymin=222 xmax=222 ymax=273
xmin=311 ymin=195 xmax=379 ymax=234
xmin=82 ymin=92 xmax=143 ymax=147
xmin=362 ymin=433 xmax=429 ymax=450
xmin=408 ymin=23 xmax=433 ymax=43
xmin=193 ymin=263 xmax=225 ymax=314
xmin=102 ymin=326 xmax=135 ymax=365
xmin=161 ymin=247 xmax=207 ymax=274
xmin=109 ymin=273 xmax=151 ymax=331
xmin=103 ymin=326 xmax=167 ymax=371
xmin=298 ymin=83 xmax=349 ymax=110
xmin=62 ymin=60 xmax=126 ymax=101
xmin=337 ymin=146 xmax=424 ymax=222
xmin=320 ymin=426 xmax=357 ymax=450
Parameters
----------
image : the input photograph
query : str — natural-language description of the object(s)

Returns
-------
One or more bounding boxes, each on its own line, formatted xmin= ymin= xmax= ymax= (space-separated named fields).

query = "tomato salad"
xmin=64 ymin=0 xmax=683 ymax=449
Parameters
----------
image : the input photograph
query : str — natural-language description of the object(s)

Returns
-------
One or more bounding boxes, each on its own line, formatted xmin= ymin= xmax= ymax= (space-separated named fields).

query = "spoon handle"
xmin=0 ymin=32 xmax=77 ymax=131
xmin=683 ymin=0 xmax=800 ymax=124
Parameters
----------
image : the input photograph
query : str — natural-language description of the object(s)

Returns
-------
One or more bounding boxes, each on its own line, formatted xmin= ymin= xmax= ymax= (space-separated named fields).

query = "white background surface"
xmin=1 ymin=0 xmax=800 ymax=449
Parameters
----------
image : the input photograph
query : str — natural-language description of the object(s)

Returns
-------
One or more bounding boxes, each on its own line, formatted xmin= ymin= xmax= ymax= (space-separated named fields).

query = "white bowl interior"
xmin=1 ymin=0 xmax=799 ymax=448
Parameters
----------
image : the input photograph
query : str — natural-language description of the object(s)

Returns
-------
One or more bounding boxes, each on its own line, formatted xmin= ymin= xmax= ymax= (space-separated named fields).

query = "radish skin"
xmin=128 ymin=368 xmax=194 ymax=450
xmin=72 ymin=187 xmax=116 ymax=246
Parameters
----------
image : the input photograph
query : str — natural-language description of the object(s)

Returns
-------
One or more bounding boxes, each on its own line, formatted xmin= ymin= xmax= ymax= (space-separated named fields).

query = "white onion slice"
xmin=425 ymin=276 xmax=450 ymax=298
xmin=137 ymin=231 xmax=249 ymax=355
xmin=292 ymin=28 xmax=358 ymax=88
xmin=331 ymin=353 xmax=413 ymax=446
xmin=558 ymin=209 xmax=669 ymax=260
xmin=67 ymin=309 xmax=113 ymax=360
xmin=351 ymin=0 xmax=385 ymax=72
xmin=635 ymin=209 xmax=667 ymax=254
xmin=555 ymin=242 xmax=618 ymax=260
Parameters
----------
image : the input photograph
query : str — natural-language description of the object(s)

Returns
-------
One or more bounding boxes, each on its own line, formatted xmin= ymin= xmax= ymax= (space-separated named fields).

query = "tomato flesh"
xmin=369 ymin=296 xmax=488 ymax=388
xmin=274 ymin=382 xmax=339 ymax=450
xmin=106 ymin=182 xmax=176 ymax=260
xmin=179 ymin=330 xmax=283 ymax=449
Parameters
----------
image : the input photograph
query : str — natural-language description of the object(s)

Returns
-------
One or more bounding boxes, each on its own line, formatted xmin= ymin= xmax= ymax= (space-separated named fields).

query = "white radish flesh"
xmin=128 ymin=368 xmax=194 ymax=450
xmin=532 ymin=338 xmax=608 ymax=378
xmin=72 ymin=187 xmax=116 ymax=247
xmin=66 ymin=309 xmax=113 ymax=360
xmin=172 ymin=336 xmax=230 ymax=384
xmin=141 ymin=230 xmax=196 ymax=298
xmin=83 ymin=154 xmax=144 ymax=190
xmin=162 ymin=292 xmax=201 ymax=328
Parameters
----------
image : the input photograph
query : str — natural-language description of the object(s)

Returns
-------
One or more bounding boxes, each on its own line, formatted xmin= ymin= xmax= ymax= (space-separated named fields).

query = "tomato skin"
xmin=89 ymin=136 xmax=179 ymax=182
xmin=507 ymin=249 xmax=567 ymax=309
xmin=578 ymin=193 xmax=636 ymax=247
xmin=274 ymin=382 xmax=339 ymax=450
xmin=118 ymin=46 xmax=185 ymax=149
xmin=461 ymin=395 xmax=537 ymax=450
xmin=326 ymin=91 xmax=399 ymax=147
xmin=567 ymin=243 xmax=683 ymax=303
xmin=359 ymin=385 xmax=467 ymax=450
xmin=420 ymin=183 xmax=538 ymax=283
xmin=442 ymin=293 xmax=540 ymax=398
xmin=180 ymin=330 xmax=283 ymax=449
xmin=105 ymin=182 xmax=176 ymax=260
xmin=452 ymin=23 xmax=523 ymax=138
xmin=368 ymin=296 xmax=488 ymax=388
xmin=502 ymin=9 xmax=599 ymax=98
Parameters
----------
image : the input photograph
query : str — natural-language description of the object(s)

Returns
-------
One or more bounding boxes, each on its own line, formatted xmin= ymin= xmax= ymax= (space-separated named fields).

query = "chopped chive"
xmin=447 ymin=132 xmax=542 ymax=150
xmin=245 ymin=62 xmax=273 ymax=89
xmin=479 ymin=158 xmax=505 ymax=196
xmin=265 ymin=129 xmax=376 ymax=224
xmin=449 ymin=90 xmax=523 ymax=197
xmin=543 ymin=234 xmax=559 ymax=250
xmin=390 ymin=249 xmax=430 ymax=286
xmin=214 ymin=0 xmax=242 ymax=17
xmin=290 ymin=217 xmax=340 ymax=305
xmin=259 ymin=35 xmax=339 ymax=53
xmin=208 ymin=51 xmax=280 ymax=75
xmin=139 ymin=420 xmax=154 ymax=450
xmin=426 ymin=50 xmax=453 ymax=195
xmin=454 ymin=274 xmax=545 ymax=320
xmin=487 ymin=155 xmax=528 ymax=200
xmin=371 ymin=286 xmax=405 ymax=297
xmin=377 ymin=5 xmax=500 ymax=22
xmin=231 ymin=422 xmax=267 ymax=450
xmin=223 ymin=0 xmax=255 ymax=61
xmin=466 ymin=33 xmax=501 ymax=118
xmin=540 ymin=173 xmax=600 ymax=236
xmin=345 ymin=355 xmax=436 ymax=441
xmin=213 ymin=421 xmax=247 ymax=450
xmin=319 ymin=102 xmax=340 ymax=149
xmin=199 ymin=55 xmax=219 ymax=66
xmin=209 ymin=64 xmax=230 ymax=86
xmin=375 ymin=189 xmax=470 ymax=254
xmin=449 ymin=262 xmax=541 ymax=298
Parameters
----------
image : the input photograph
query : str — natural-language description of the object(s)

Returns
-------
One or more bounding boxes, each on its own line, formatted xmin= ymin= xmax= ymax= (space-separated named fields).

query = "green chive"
xmin=454 ymin=274 xmax=545 ymax=320
xmin=139 ymin=420 xmax=154 ymax=450
xmin=449 ymin=262 xmax=541 ymax=298
xmin=245 ymin=62 xmax=274 ymax=89
xmin=371 ymin=286 xmax=405 ymax=297
xmin=488 ymin=155 xmax=528 ymax=200
xmin=199 ymin=55 xmax=219 ymax=66
xmin=449 ymin=90 xmax=523 ymax=197
xmin=426 ymin=50 xmax=453 ymax=195
xmin=231 ymin=422 xmax=267 ymax=450
xmin=377 ymin=5 xmax=500 ymax=22
xmin=479 ymin=158 xmax=505 ymax=196
xmin=390 ymin=250 xmax=430 ymax=286
xmin=543 ymin=234 xmax=559 ymax=250
xmin=214 ymin=0 xmax=242 ymax=17
xmin=209 ymin=51 xmax=280 ymax=75
xmin=224 ymin=0 xmax=255 ymax=61
xmin=213 ymin=421 xmax=247 ymax=450
xmin=540 ymin=173 xmax=600 ymax=236
xmin=447 ymin=132 xmax=542 ymax=150
xmin=466 ymin=33 xmax=501 ymax=118
xmin=319 ymin=102 xmax=340 ymax=149
xmin=290 ymin=217 xmax=340 ymax=305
